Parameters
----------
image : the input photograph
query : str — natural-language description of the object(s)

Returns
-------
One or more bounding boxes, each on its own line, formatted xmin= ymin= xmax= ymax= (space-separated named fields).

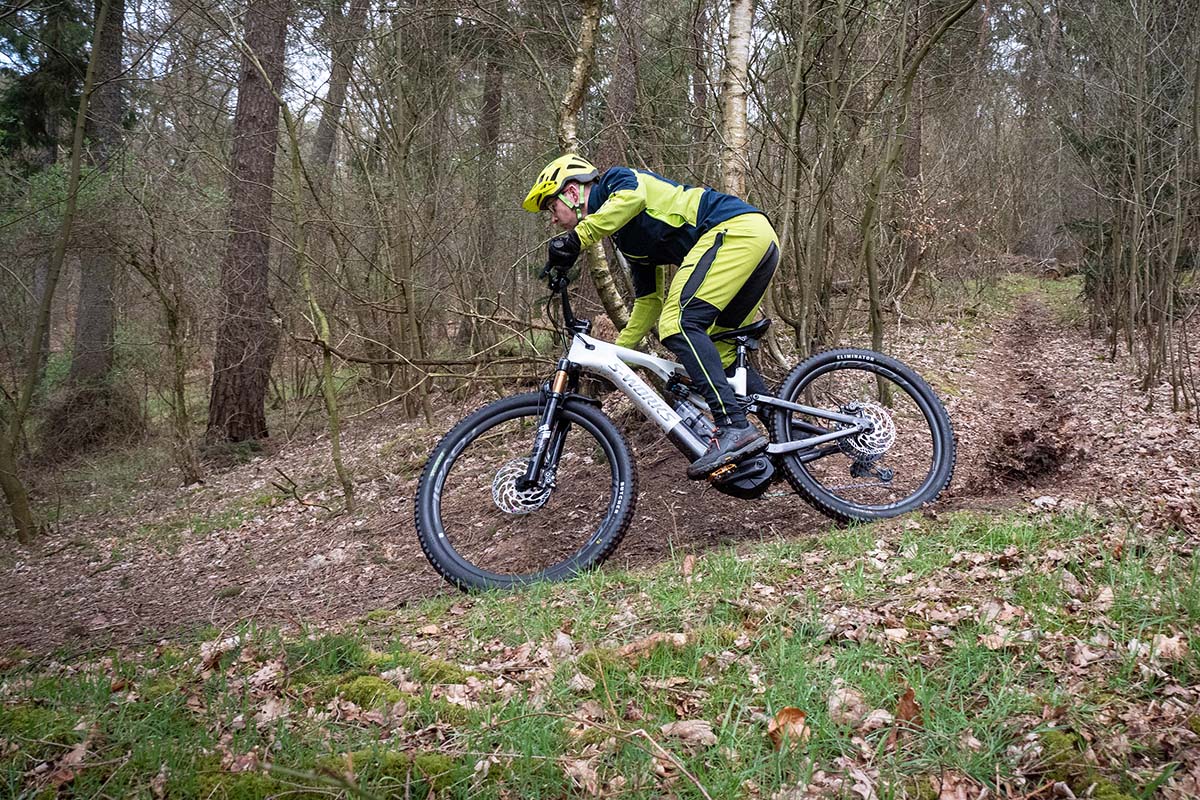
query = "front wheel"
xmin=771 ymin=349 xmax=956 ymax=523
xmin=414 ymin=392 xmax=637 ymax=591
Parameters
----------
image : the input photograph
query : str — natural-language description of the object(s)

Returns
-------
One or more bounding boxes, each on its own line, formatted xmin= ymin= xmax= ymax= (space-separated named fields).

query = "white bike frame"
xmin=561 ymin=331 xmax=873 ymax=461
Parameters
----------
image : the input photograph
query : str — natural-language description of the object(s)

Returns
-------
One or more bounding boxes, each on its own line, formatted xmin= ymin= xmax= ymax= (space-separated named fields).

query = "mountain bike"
xmin=414 ymin=265 xmax=956 ymax=591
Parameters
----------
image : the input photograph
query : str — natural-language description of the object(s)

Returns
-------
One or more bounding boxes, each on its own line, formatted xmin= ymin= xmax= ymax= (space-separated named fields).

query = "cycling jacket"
xmin=573 ymin=167 xmax=761 ymax=266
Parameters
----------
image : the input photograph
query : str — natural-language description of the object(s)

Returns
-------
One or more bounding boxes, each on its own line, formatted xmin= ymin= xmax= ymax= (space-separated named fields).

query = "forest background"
xmin=0 ymin=0 xmax=1197 ymax=537
xmin=2 ymin=1 xmax=1200 ymax=796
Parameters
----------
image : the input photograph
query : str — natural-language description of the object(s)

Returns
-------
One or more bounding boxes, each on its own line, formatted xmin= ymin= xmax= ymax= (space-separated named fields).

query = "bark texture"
xmin=720 ymin=0 xmax=753 ymax=197
xmin=68 ymin=0 xmax=126 ymax=385
xmin=206 ymin=0 xmax=289 ymax=443
xmin=557 ymin=0 xmax=629 ymax=330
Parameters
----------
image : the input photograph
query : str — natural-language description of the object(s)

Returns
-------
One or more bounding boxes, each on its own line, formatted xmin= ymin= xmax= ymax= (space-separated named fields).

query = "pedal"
xmin=708 ymin=463 xmax=738 ymax=482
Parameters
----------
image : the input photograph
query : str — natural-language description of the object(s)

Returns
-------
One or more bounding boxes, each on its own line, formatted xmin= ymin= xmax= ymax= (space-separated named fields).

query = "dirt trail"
xmin=2 ymin=284 xmax=1197 ymax=654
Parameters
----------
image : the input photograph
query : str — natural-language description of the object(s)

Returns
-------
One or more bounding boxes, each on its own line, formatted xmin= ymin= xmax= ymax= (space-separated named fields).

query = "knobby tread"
xmin=414 ymin=392 xmax=637 ymax=591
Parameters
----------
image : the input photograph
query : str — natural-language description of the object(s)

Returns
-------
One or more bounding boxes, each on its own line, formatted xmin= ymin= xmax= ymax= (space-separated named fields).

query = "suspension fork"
xmin=519 ymin=361 xmax=576 ymax=489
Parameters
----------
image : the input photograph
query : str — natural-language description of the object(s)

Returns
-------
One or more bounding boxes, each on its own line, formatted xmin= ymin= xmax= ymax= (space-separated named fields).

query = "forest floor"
xmin=2 ymin=272 xmax=1198 ymax=655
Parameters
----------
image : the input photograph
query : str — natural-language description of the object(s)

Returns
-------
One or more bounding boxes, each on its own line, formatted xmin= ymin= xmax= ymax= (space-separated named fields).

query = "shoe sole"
xmin=686 ymin=437 xmax=768 ymax=480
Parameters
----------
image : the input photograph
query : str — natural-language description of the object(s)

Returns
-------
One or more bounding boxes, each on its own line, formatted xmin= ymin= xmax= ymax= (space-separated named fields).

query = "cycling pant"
xmin=659 ymin=213 xmax=779 ymax=428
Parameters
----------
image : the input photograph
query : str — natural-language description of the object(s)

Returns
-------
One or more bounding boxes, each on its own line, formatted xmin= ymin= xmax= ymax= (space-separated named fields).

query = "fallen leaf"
xmin=959 ymin=731 xmax=984 ymax=752
xmin=551 ymin=631 xmax=575 ymax=657
xmin=1069 ymin=642 xmax=1103 ymax=667
xmin=563 ymin=758 xmax=600 ymax=795
xmin=568 ymin=673 xmax=596 ymax=693
xmin=767 ymin=707 xmax=811 ymax=750
xmin=44 ymin=724 xmax=98 ymax=787
xmin=617 ymin=632 xmax=688 ymax=660
xmin=661 ymin=719 xmax=718 ymax=747
xmin=861 ymin=709 xmax=894 ymax=732
xmin=248 ymin=660 xmax=284 ymax=690
xmin=1060 ymin=569 xmax=1085 ymax=598
xmin=149 ymin=763 xmax=169 ymax=798
xmin=828 ymin=683 xmax=868 ymax=726
xmin=681 ymin=554 xmax=696 ymax=581
xmin=886 ymin=687 xmax=923 ymax=749
xmin=577 ymin=700 xmax=606 ymax=721
xmin=440 ymin=684 xmax=479 ymax=709
xmin=979 ymin=600 xmax=1023 ymax=624
xmin=418 ymin=624 xmax=440 ymax=636
xmin=1094 ymin=586 xmax=1114 ymax=612
xmin=198 ymin=635 xmax=242 ymax=670
xmin=847 ymin=764 xmax=879 ymax=800
xmin=255 ymin=697 xmax=289 ymax=729
xmin=896 ymin=687 xmax=922 ymax=726
xmin=1151 ymin=634 xmax=1186 ymax=662
xmin=979 ymin=632 xmax=1007 ymax=650
xmin=934 ymin=770 xmax=975 ymax=800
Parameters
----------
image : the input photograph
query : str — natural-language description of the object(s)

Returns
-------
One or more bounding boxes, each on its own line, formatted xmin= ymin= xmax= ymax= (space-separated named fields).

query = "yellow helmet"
xmin=522 ymin=155 xmax=599 ymax=212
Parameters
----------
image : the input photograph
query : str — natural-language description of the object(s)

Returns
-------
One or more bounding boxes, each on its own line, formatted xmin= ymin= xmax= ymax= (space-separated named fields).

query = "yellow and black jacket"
xmin=574 ymin=167 xmax=760 ymax=267
xmin=574 ymin=167 xmax=765 ymax=351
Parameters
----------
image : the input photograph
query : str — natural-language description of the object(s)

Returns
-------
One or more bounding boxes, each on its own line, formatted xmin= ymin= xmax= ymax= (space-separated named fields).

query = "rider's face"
xmin=545 ymin=184 xmax=582 ymax=230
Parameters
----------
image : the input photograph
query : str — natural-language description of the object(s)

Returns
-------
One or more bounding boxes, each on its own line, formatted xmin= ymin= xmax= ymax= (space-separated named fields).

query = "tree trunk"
xmin=2 ymin=0 xmax=113 ymax=541
xmin=68 ymin=0 xmax=126 ymax=386
xmin=206 ymin=0 xmax=289 ymax=443
xmin=860 ymin=0 xmax=976 ymax=353
xmin=598 ymin=0 xmax=639 ymax=169
xmin=558 ymin=0 xmax=629 ymax=330
xmin=720 ymin=0 xmax=753 ymax=197
xmin=690 ymin=0 xmax=713 ymax=181
xmin=899 ymin=1 xmax=923 ymax=291
xmin=311 ymin=0 xmax=369 ymax=177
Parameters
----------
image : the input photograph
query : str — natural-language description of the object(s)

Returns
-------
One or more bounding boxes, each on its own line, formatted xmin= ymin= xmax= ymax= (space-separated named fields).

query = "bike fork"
xmin=520 ymin=362 xmax=574 ymax=490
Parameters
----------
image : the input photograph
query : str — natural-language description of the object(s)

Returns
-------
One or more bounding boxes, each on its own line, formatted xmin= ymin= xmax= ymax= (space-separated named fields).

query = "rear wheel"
xmin=415 ymin=392 xmax=637 ymax=591
xmin=771 ymin=349 xmax=955 ymax=523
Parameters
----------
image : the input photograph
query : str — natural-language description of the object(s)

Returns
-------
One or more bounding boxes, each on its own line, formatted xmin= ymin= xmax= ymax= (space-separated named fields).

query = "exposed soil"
xmin=2 ymin=279 xmax=1198 ymax=654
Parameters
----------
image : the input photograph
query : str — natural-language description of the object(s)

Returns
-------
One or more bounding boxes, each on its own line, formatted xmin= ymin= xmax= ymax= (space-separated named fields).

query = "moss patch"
xmin=0 ymin=705 xmax=78 ymax=761
xmin=577 ymin=647 xmax=622 ymax=681
xmin=336 ymin=675 xmax=404 ymax=708
xmin=391 ymin=650 xmax=476 ymax=684
xmin=1037 ymin=729 xmax=1136 ymax=800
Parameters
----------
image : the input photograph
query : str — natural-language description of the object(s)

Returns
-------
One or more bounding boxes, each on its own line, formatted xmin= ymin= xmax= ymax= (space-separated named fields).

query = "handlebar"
xmin=540 ymin=261 xmax=572 ymax=291
xmin=541 ymin=260 xmax=589 ymax=335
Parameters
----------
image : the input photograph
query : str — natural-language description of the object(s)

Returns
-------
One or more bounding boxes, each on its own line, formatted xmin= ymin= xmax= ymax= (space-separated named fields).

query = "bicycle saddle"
xmin=711 ymin=318 xmax=771 ymax=343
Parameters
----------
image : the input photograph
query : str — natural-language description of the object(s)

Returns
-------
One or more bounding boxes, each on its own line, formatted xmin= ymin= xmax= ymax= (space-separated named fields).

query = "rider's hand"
xmin=547 ymin=231 xmax=581 ymax=269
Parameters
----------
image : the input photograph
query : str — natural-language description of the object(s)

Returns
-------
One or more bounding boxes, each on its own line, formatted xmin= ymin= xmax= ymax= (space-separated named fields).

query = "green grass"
xmin=2 ymin=511 xmax=1195 ymax=798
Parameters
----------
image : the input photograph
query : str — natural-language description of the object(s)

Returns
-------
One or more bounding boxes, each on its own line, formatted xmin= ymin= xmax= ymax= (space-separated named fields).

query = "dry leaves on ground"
xmin=768 ymin=707 xmax=812 ymax=750
xmin=661 ymin=719 xmax=718 ymax=748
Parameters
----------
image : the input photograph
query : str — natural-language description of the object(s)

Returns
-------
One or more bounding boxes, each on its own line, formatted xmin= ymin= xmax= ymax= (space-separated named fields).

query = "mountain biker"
xmin=523 ymin=155 xmax=780 ymax=480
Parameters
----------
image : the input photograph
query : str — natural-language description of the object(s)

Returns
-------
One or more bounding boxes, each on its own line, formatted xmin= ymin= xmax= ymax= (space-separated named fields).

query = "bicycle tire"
xmin=414 ymin=392 xmax=637 ymax=591
xmin=771 ymin=349 xmax=955 ymax=523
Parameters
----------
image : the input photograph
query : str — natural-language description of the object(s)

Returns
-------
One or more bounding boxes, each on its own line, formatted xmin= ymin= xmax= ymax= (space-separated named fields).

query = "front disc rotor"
xmin=491 ymin=458 xmax=552 ymax=514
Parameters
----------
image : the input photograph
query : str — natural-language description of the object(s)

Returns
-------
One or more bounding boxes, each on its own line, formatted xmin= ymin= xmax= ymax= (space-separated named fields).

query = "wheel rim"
xmin=786 ymin=363 xmax=945 ymax=513
xmin=428 ymin=406 xmax=623 ymax=585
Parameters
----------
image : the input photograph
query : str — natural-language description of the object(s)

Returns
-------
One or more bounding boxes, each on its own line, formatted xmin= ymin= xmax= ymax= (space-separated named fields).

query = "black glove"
xmin=547 ymin=231 xmax=582 ymax=268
